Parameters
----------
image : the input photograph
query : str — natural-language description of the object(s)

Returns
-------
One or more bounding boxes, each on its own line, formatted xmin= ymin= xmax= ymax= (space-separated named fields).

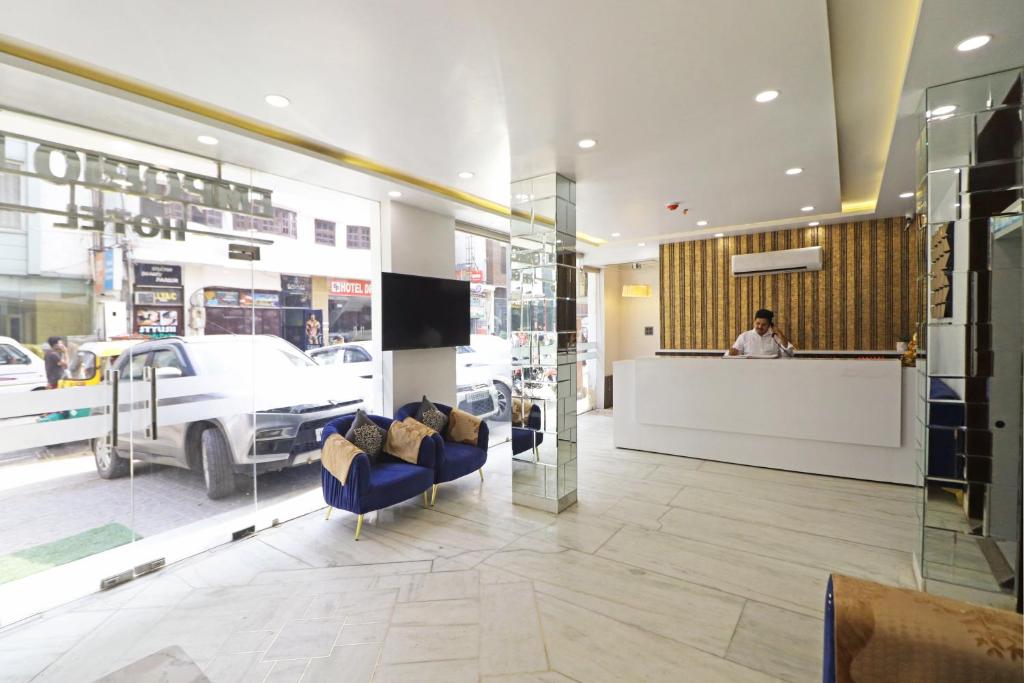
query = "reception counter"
xmin=613 ymin=357 xmax=920 ymax=484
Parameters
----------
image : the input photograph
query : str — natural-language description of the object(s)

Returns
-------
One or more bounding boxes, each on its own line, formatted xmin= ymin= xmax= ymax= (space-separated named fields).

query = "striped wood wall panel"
xmin=659 ymin=217 xmax=922 ymax=350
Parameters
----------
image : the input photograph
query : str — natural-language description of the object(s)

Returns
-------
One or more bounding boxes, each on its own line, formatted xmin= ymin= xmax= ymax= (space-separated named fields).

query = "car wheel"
xmin=93 ymin=438 xmax=129 ymax=479
xmin=494 ymin=381 xmax=512 ymax=421
xmin=201 ymin=427 xmax=236 ymax=500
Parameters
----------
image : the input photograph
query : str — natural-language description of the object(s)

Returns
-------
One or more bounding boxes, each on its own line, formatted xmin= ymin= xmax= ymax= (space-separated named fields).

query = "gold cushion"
xmin=385 ymin=419 xmax=427 ymax=465
xmin=321 ymin=433 xmax=362 ymax=485
xmin=511 ymin=397 xmax=534 ymax=427
xmin=446 ymin=407 xmax=482 ymax=445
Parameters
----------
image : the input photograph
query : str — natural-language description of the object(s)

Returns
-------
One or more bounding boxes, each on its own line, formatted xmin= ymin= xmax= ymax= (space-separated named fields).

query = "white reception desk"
xmin=613 ymin=357 xmax=920 ymax=485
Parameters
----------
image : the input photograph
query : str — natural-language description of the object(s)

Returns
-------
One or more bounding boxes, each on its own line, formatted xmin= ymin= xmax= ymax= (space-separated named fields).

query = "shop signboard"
xmin=135 ymin=289 xmax=183 ymax=305
xmin=204 ymin=289 xmax=240 ymax=307
xmin=281 ymin=275 xmax=312 ymax=307
xmin=135 ymin=263 xmax=182 ymax=288
xmin=136 ymin=307 xmax=180 ymax=337
xmin=329 ymin=278 xmax=371 ymax=296
xmin=240 ymin=292 xmax=280 ymax=308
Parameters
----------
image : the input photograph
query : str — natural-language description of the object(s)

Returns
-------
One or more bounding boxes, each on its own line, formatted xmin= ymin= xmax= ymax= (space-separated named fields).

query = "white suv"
xmin=0 ymin=337 xmax=48 ymax=393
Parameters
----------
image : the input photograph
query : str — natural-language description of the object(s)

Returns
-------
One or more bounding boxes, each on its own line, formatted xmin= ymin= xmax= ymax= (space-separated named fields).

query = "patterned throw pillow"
xmin=414 ymin=395 xmax=448 ymax=433
xmin=344 ymin=409 xmax=385 ymax=459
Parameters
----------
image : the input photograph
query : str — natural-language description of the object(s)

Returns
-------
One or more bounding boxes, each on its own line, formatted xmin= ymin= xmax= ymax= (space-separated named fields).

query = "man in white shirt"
xmin=726 ymin=309 xmax=795 ymax=357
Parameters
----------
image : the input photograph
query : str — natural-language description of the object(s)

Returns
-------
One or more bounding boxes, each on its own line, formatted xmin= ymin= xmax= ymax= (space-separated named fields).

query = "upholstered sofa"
xmin=395 ymin=402 xmax=488 ymax=504
xmin=320 ymin=413 xmax=436 ymax=539
xmin=512 ymin=403 xmax=544 ymax=460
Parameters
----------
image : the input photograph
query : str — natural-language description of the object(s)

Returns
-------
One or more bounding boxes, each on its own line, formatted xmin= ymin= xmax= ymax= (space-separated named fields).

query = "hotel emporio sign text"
xmin=0 ymin=130 xmax=274 ymax=241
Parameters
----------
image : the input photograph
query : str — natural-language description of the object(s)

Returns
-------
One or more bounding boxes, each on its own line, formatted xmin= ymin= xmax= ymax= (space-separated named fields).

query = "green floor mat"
xmin=0 ymin=523 xmax=139 ymax=584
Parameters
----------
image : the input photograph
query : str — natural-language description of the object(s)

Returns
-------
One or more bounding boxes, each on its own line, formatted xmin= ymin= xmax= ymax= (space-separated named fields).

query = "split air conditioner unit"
xmin=731 ymin=246 xmax=823 ymax=277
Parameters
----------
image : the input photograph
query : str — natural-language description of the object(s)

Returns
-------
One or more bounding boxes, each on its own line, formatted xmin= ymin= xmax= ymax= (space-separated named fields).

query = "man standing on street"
xmin=44 ymin=336 xmax=68 ymax=389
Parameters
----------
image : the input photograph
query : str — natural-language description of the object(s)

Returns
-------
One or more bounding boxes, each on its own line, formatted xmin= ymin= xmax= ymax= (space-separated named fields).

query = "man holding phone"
xmin=726 ymin=308 xmax=795 ymax=357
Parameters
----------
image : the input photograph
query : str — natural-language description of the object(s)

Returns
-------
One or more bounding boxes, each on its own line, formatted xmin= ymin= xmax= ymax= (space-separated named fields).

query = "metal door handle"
xmin=144 ymin=367 xmax=158 ymax=440
xmin=110 ymin=369 xmax=119 ymax=447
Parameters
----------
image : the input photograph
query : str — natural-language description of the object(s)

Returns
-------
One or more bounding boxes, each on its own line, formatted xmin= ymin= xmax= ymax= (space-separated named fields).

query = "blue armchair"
xmin=320 ymin=413 xmax=436 ymax=539
xmin=395 ymin=402 xmax=488 ymax=505
xmin=512 ymin=403 xmax=544 ymax=461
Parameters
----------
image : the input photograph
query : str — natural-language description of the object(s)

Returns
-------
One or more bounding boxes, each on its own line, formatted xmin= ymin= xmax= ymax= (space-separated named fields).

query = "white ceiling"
xmin=0 ymin=0 xmax=1022 ymax=266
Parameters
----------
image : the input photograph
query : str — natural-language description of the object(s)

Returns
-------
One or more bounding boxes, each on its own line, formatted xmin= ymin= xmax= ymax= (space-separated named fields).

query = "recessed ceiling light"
xmin=197 ymin=135 xmax=219 ymax=145
xmin=458 ymin=171 xmax=474 ymax=179
xmin=899 ymin=192 xmax=914 ymax=199
xmin=808 ymin=221 xmax=820 ymax=227
xmin=637 ymin=242 xmax=646 ymax=247
xmin=714 ymin=232 xmax=725 ymax=238
xmin=577 ymin=138 xmax=597 ymax=149
xmin=264 ymin=94 xmax=290 ymax=108
xmin=611 ymin=232 xmax=621 ymax=237
xmin=957 ymin=35 xmax=991 ymax=52
xmin=930 ymin=105 xmax=957 ymax=117
xmin=696 ymin=220 xmax=708 ymax=227
xmin=755 ymin=90 xmax=780 ymax=103
xmin=801 ymin=205 xmax=814 ymax=212
xmin=388 ymin=190 xmax=402 ymax=198
xmin=785 ymin=167 xmax=803 ymax=175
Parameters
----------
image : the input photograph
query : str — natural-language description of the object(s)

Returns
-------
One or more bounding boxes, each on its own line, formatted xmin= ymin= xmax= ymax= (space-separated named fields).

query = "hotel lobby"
xmin=0 ymin=1 xmax=1022 ymax=682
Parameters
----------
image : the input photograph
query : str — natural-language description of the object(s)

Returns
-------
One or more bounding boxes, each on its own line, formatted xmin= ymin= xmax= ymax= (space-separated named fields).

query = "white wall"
xmin=382 ymin=201 xmax=457 ymax=415
xmin=601 ymin=262 xmax=660 ymax=406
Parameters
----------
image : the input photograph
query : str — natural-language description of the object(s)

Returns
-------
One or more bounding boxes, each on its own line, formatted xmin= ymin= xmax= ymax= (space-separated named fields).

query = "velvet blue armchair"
xmin=395 ymin=402 xmax=488 ymax=505
xmin=320 ymin=413 xmax=436 ymax=539
xmin=512 ymin=403 xmax=544 ymax=461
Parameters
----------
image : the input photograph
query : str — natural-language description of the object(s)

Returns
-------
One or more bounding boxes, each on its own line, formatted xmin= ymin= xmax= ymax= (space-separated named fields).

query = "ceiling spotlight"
xmin=785 ymin=167 xmax=803 ymax=175
xmin=388 ymin=190 xmax=402 ymax=198
xmin=196 ymin=135 xmax=219 ymax=145
xmin=458 ymin=171 xmax=475 ymax=179
xmin=930 ymin=105 xmax=957 ymax=117
xmin=801 ymin=206 xmax=814 ymax=212
xmin=714 ymin=232 xmax=725 ymax=238
xmin=264 ymin=94 xmax=290 ymax=108
xmin=808 ymin=221 xmax=820 ymax=227
xmin=899 ymin=191 xmax=914 ymax=199
xmin=577 ymin=138 xmax=597 ymax=149
xmin=611 ymin=232 xmax=621 ymax=237
xmin=755 ymin=90 xmax=780 ymax=103
xmin=957 ymin=35 xmax=991 ymax=52
xmin=637 ymin=242 xmax=646 ymax=247
xmin=696 ymin=220 xmax=708 ymax=227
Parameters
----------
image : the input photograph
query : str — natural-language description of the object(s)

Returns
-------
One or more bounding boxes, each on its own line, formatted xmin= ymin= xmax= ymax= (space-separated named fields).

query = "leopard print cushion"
xmin=344 ymin=410 xmax=385 ymax=458
xmin=415 ymin=395 xmax=448 ymax=433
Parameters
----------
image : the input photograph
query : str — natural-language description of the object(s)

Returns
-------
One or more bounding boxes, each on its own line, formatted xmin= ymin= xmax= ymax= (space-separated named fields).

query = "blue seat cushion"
xmin=439 ymin=441 xmax=487 ymax=483
xmin=360 ymin=459 xmax=434 ymax=514
xmin=511 ymin=427 xmax=544 ymax=455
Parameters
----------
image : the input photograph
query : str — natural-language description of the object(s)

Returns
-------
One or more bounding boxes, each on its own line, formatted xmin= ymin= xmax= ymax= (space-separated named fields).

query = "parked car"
xmin=94 ymin=335 xmax=365 ymax=499
xmin=457 ymin=334 xmax=513 ymax=420
xmin=0 ymin=336 xmax=48 ymax=393
xmin=310 ymin=342 xmax=504 ymax=420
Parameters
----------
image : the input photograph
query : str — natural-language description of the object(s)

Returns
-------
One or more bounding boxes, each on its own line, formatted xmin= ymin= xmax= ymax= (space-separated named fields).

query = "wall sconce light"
xmin=621 ymin=284 xmax=652 ymax=298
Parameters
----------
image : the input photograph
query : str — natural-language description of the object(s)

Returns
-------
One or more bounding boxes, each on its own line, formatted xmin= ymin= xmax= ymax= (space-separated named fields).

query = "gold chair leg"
xmin=325 ymin=506 xmax=333 ymax=520
xmin=431 ymin=484 xmax=438 ymax=506
xmin=422 ymin=491 xmax=429 ymax=507
xmin=479 ymin=467 xmax=484 ymax=481
xmin=354 ymin=514 xmax=364 ymax=541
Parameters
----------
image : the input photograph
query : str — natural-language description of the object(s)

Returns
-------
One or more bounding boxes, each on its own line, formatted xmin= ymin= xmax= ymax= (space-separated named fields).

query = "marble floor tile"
xmin=671 ymin=486 xmax=919 ymax=553
xmin=507 ymin=514 xmax=623 ymax=554
xmin=725 ymin=601 xmax=823 ymax=683
xmin=217 ymin=629 xmax=275 ymax=655
xmin=171 ymin=538 xmax=311 ymax=589
xmin=598 ymin=526 xmax=829 ymax=616
xmin=301 ymin=643 xmax=381 ymax=683
xmin=201 ymin=651 xmax=272 ymax=683
xmin=335 ymin=621 xmax=390 ymax=645
xmin=391 ymin=598 xmax=479 ymax=626
xmin=601 ymin=497 xmax=671 ymax=530
xmin=371 ymin=659 xmax=479 ymax=683
xmin=375 ymin=569 xmax=481 ymax=602
xmin=94 ymin=645 xmax=210 ymax=683
xmin=486 ymin=548 xmax=745 ymax=655
xmin=481 ymin=673 xmax=578 ymax=683
xmin=379 ymin=624 xmax=480 ymax=664
xmin=0 ymin=610 xmax=116 ymax=682
xmin=536 ymin=594 xmax=777 ymax=683
xmin=261 ymin=658 xmax=308 ymax=683
xmin=263 ymin=618 xmax=345 ymax=660
xmin=431 ymin=548 xmax=499 ymax=572
xmin=577 ymin=470 xmax=683 ymax=505
xmin=479 ymin=582 xmax=548 ymax=676
xmin=698 ymin=460 xmax=919 ymax=503
xmin=250 ymin=560 xmax=431 ymax=586
xmin=658 ymin=507 xmax=917 ymax=588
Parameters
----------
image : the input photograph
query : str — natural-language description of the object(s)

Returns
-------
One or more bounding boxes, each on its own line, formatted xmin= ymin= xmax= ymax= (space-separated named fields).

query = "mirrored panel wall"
xmin=918 ymin=67 xmax=1023 ymax=608
xmin=509 ymin=174 xmax=578 ymax=513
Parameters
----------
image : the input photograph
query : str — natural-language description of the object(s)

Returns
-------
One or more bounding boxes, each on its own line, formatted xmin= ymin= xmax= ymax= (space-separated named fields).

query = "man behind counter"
xmin=726 ymin=309 xmax=795 ymax=358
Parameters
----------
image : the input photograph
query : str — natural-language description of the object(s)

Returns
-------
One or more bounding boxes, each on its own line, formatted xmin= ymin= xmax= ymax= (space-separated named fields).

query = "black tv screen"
xmin=381 ymin=272 xmax=470 ymax=351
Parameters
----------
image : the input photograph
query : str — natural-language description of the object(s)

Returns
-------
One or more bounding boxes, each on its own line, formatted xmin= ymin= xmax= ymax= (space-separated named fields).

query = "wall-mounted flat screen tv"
xmin=381 ymin=272 xmax=470 ymax=351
